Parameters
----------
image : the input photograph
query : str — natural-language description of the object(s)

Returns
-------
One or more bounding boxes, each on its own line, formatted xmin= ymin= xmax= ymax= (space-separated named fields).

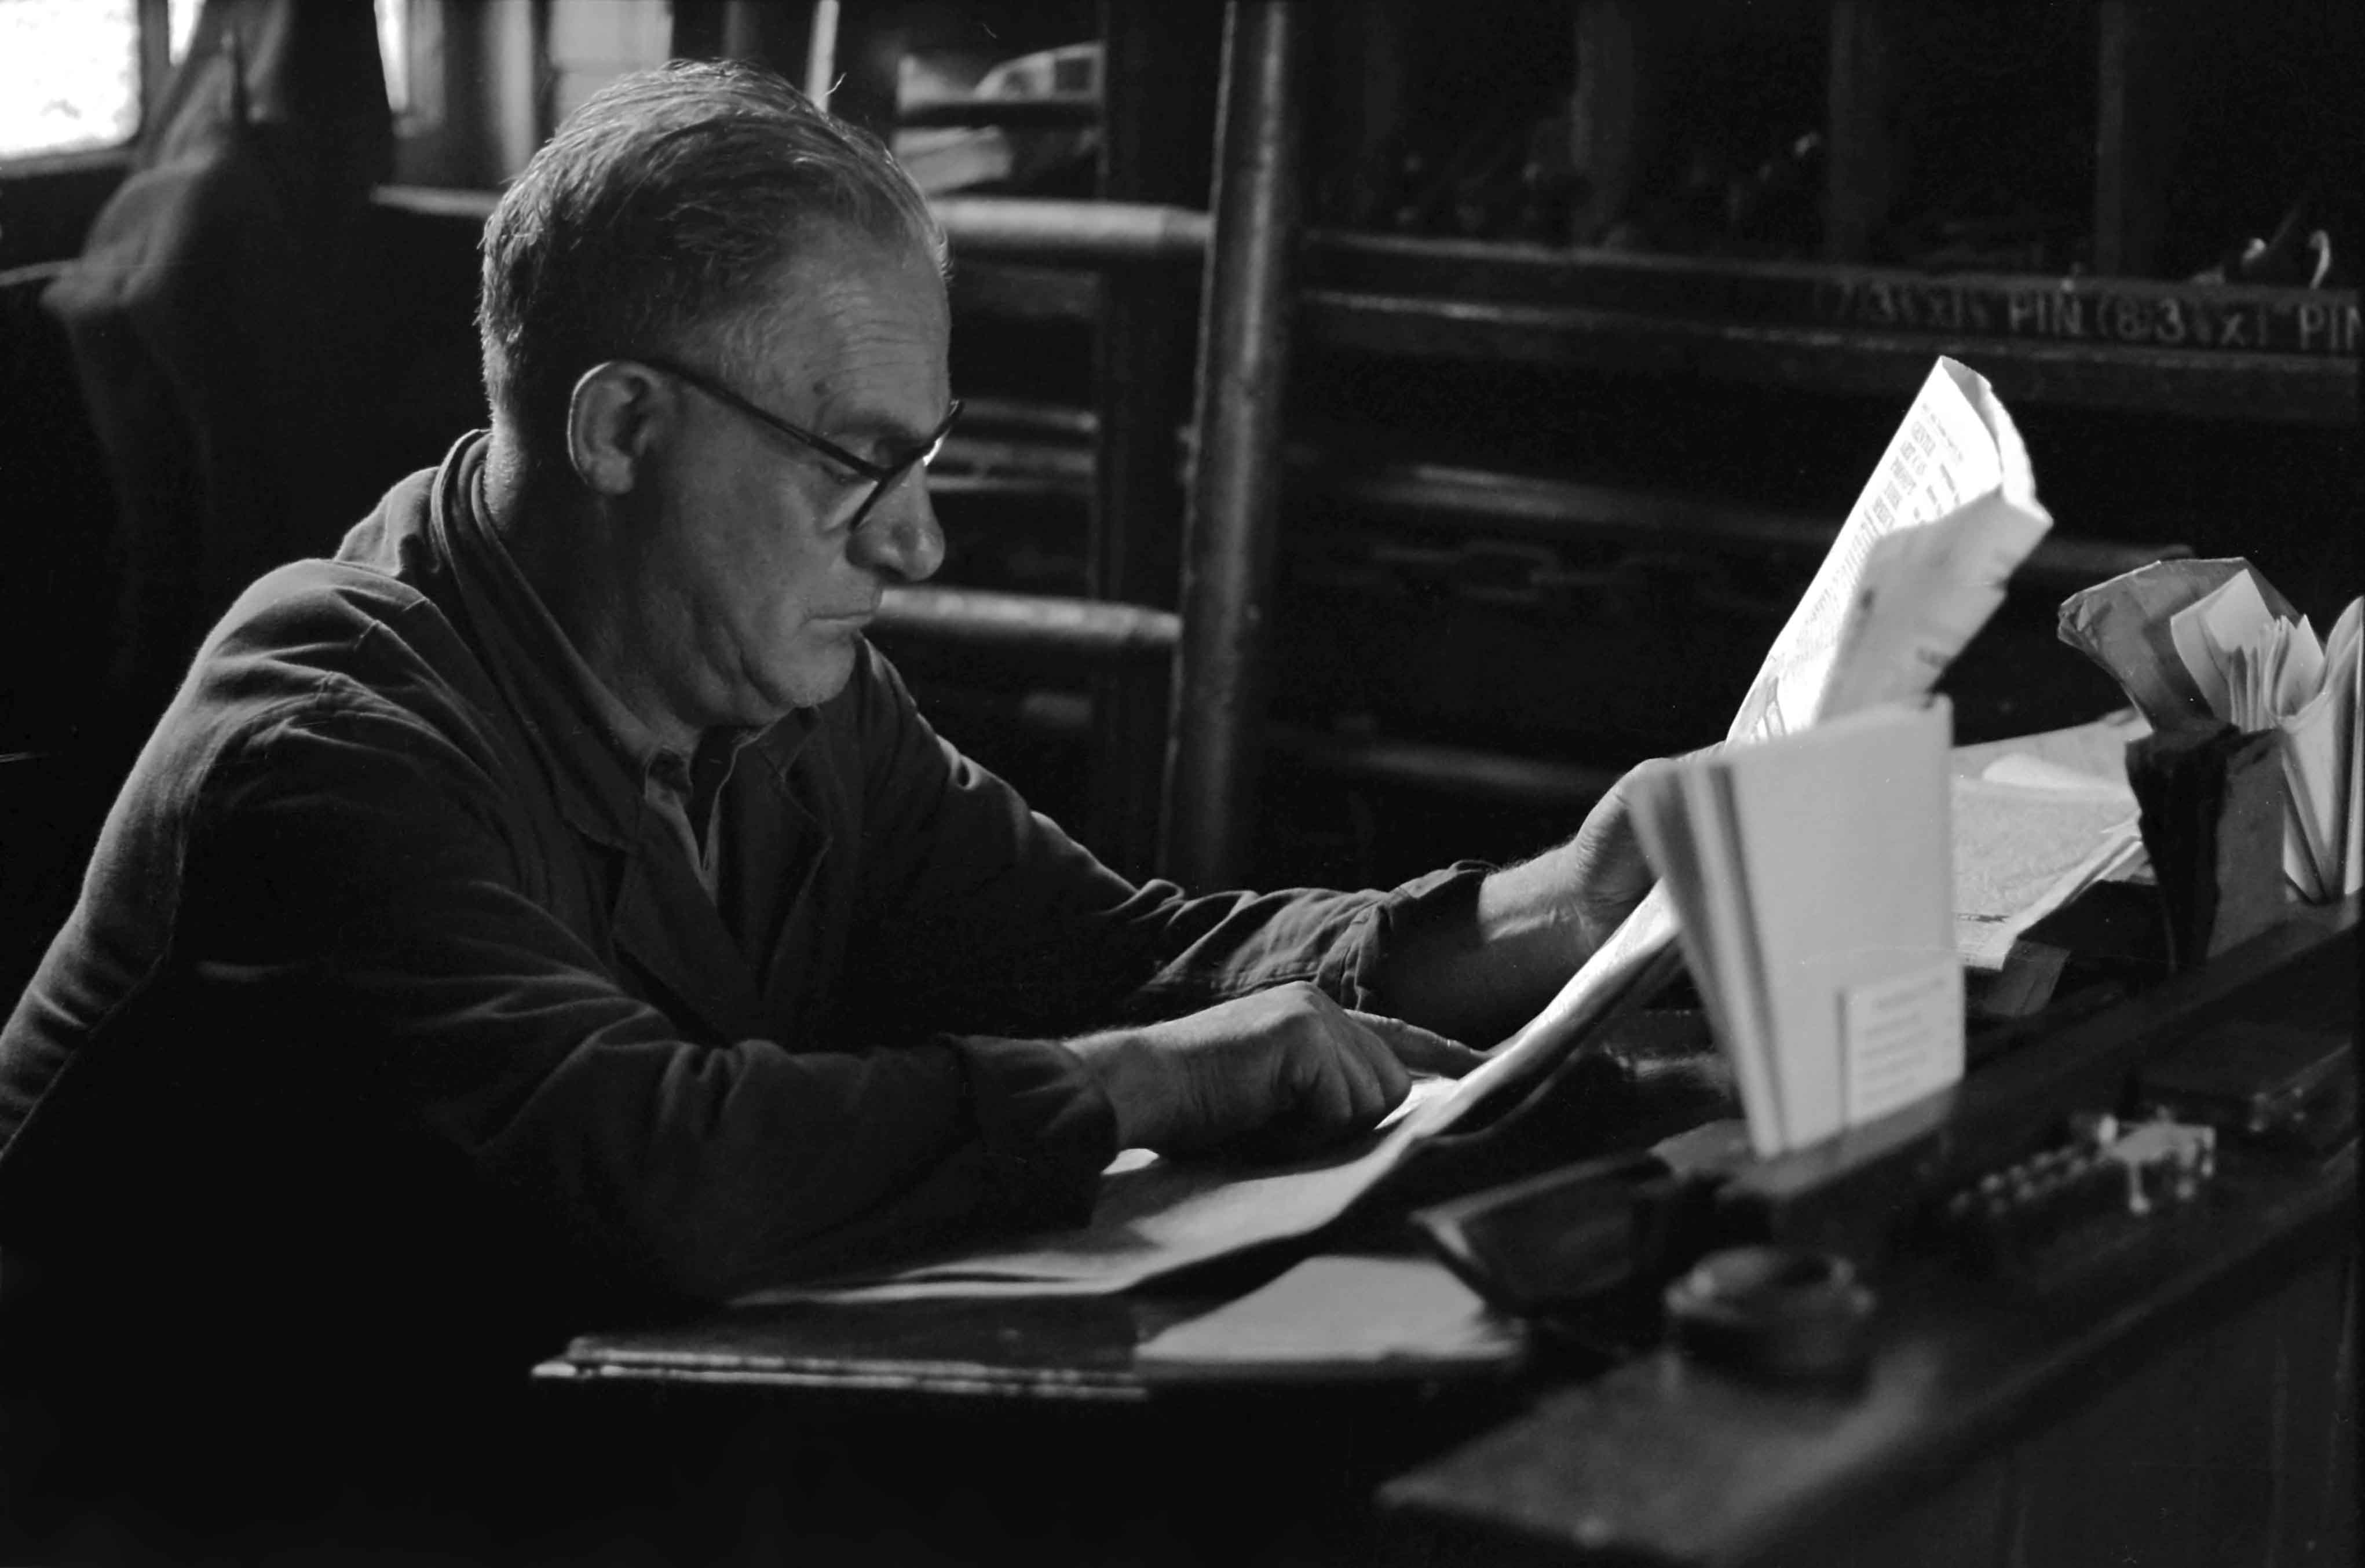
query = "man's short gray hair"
xmin=477 ymin=59 xmax=946 ymax=458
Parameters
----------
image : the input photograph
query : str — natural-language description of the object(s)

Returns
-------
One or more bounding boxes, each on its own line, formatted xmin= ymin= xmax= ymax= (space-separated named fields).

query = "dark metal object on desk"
xmin=1411 ymin=1150 xmax=1702 ymax=1321
xmin=1936 ymin=1112 xmax=2217 ymax=1279
xmin=2126 ymin=723 xmax=2290 ymax=970
xmin=1712 ymin=902 xmax=2354 ymax=1270
xmin=2137 ymin=1021 xmax=2358 ymax=1154
xmin=1662 ymin=1245 xmax=1876 ymax=1384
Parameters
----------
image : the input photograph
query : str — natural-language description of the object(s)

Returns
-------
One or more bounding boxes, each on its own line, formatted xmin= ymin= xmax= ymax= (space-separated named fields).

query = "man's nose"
xmin=851 ymin=476 xmax=944 ymax=583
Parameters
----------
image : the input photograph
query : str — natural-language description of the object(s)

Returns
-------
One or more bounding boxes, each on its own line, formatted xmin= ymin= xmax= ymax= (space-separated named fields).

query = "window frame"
xmin=0 ymin=0 xmax=430 ymax=173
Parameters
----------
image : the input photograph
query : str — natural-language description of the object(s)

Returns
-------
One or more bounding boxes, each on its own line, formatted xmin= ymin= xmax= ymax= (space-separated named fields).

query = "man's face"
xmin=630 ymin=232 xmax=952 ymax=727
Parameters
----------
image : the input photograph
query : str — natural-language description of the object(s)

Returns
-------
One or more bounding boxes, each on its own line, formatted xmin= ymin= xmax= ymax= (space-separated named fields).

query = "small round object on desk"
xmin=1664 ymin=1245 xmax=1877 ymax=1384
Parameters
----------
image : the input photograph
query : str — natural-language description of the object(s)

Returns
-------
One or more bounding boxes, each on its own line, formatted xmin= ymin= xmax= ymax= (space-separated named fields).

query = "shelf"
xmin=1297 ymin=232 xmax=2359 ymax=425
xmin=924 ymin=211 xmax=2356 ymax=423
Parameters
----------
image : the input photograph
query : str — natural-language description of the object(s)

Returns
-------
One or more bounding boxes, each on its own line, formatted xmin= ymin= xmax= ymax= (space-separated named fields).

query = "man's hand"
xmin=1558 ymin=761 xmax=1661 ymax=959
xmin=1062 ymin=982 xmax=1484 ymax=1155
xmin=1370 ymin=751 xmax=1702 ymax=1047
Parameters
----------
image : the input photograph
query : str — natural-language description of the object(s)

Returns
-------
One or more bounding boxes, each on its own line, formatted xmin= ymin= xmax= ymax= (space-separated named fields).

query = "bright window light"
xmin=378 ymin=0 xmax=409 ymax=114
xmin=167 ymin=0 xmax=200 ymax=62
xmin=0 ymin=0 xmax=141 ymax=158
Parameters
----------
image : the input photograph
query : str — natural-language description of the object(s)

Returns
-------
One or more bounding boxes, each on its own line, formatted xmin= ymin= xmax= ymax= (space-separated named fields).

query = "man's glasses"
xmin=629 ymin=353 xmax=962 ymax=531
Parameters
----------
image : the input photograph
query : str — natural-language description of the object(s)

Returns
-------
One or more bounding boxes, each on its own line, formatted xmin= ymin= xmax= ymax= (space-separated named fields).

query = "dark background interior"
xmin=1 ymin=0 xmax=2356 ymax=997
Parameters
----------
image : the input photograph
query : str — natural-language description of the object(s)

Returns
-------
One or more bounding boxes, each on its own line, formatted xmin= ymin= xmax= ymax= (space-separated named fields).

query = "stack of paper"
xmin=1632 ymin=701 xmax=1962 ymax=1158
xmin=2166 ymin=573 xmax=2362 ymax=901
xmin=1950 ymin=751 xmax=2146 ymax=972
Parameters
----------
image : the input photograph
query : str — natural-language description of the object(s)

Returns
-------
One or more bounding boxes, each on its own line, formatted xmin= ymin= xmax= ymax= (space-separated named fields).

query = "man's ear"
xmin=565 ymin=361 xmax=669 ymax=495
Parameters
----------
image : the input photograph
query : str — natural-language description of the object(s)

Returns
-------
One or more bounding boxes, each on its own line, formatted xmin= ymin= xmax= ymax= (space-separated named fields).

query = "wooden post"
xmin=1161 ymin=1 xmax=1307 ymax=890
xmin=1088 ymin=1 xmax=1221 ymax=879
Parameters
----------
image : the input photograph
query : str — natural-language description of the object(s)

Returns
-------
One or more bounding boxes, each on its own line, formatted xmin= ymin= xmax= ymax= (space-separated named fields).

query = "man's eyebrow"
xmin=824 ymin=405 xmax=953 ymax=454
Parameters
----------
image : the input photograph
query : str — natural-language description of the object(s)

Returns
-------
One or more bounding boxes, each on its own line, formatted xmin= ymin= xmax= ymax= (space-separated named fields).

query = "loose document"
xmin=743 ymin=357 xmax=2052 ymax=1305
xmin=1631 ymin=700 xmax=1961 ymax=1158
xmin=2059 ymin=558 xmax=2362 ymax=902
xmin=2166 ymin=571 xmax=2362 ymax=901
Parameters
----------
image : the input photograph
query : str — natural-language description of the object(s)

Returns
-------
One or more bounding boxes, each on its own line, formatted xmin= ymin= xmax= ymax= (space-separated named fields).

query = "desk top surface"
xmin=534 ymin=893 xmax=2355 ymax=1567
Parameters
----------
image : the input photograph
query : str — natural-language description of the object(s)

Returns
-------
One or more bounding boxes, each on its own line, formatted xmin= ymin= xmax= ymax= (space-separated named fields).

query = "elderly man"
xmin=0 ymin=61 xmax=1653 ymax=1547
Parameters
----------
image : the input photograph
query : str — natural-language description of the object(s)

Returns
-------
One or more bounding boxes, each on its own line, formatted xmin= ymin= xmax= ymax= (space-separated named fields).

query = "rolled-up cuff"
xmin=951 ymin=1033 xmax=1121 ymax=1228
xmin=1315 ymin=860 xmax=1494 ymax=1014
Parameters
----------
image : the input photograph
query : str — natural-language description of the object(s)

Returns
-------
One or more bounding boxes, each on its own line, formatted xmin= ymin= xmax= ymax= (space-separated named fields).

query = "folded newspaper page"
xmin=744 ymin=357 xmax=2052 ymax=1305
xmin=1427 ymin=356 xmax=2053 ymax=1127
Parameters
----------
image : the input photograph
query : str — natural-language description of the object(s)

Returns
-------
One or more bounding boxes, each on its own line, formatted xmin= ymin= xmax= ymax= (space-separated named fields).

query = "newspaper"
xmin=743 ymin=357 xmax=2052 ymax=1305
xmin=1951 ymin=762 xmax=2144 ymax=972
xmin=1423 ymin=356 xmax=2052 ymax=1127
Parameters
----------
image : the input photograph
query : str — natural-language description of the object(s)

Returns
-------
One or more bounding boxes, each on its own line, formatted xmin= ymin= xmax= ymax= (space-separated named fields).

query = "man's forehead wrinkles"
xmin=802 ymin=367 xmax=944 ymax=448
xmin=793 ymin=340 xmax=947 ymax=448
xmin=732 ymin=242 xmax=949 ymax=452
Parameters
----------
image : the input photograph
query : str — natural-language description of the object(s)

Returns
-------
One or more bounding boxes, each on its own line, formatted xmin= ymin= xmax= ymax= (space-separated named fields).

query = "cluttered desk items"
xmin=729 ymin=353 xmax=2050 ymax=1310
xmin=1410 ymin=897 xmax=2354 ymax=1368
xmin=1446 ymin=355 xmax=2050 ymax=1128
xmin=1399 ymin=560 xmax=2359 ymax=1368
xmin=1382 ymin=971 xmax=2358 ymax=1568
xmin=1949 ymin=721 xmax=2148 ymax=977
xmin=2061 ymin=558 xmax=2362 ymax=964
xmin=1632 ymin=700 xmax=1961 ymax=1158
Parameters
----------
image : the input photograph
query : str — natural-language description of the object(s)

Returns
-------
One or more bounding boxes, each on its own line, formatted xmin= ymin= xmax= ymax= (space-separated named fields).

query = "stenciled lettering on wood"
xmin=1812 ymin=275 xmax=2362 ymax=357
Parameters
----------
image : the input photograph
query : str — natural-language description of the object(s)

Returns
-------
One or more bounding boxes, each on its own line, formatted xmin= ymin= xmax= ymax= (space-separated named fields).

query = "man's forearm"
xmin=1369 ymin=767 xmax=1659 ymax=1047
xmin=1370 ymin=843 xmax=1594 ymax=1048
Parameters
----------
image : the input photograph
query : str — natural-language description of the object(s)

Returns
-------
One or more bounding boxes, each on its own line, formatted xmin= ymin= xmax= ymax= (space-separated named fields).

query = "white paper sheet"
xmin=2170 ymin=569 xmax=2275 ymax=721
xmin=2275 ymin=599 xmax=2361 ymax=901
xmin=1631 ymin=764 xmax=1785 ymax=1154
xmin=1841 ymin=957 xmax=1966 ymax=1125
xmin=744 ymin=1077 xmax=1461 ymax=1304
xmin=1133 ymin=1255 xmax=1520 ymax=1380
xmin=1720 ymin=701 xmax=1958 ymax=1148
xmin=1732 ymin=357 xmax=2048 ymax=743
xmin=1950 ymin=769 xmax=2144 ymax=971
xmin=2165 ymin=571 xmax=2360 ymax=901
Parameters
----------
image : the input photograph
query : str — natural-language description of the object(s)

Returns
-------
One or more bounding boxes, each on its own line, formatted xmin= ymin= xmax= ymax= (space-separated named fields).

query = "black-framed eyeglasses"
xmin=629 ymin=352 xmax=963 ymax=531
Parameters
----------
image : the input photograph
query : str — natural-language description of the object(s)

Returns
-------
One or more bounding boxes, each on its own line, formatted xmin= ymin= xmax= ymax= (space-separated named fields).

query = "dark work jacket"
xmin=0 ymin=435 xmax=1473 ymax=1529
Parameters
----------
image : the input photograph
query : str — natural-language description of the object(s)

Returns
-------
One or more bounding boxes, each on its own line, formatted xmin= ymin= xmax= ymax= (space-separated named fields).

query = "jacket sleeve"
xmin=832 ymin=646 xmax=1494 ymax=1041
xmin=178 ymin=696 xmax=1118 ymax=1301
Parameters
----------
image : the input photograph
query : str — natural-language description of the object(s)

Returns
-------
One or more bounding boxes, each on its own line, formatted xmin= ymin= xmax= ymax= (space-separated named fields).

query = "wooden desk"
xmin=532 ymin=903 xmax=2355 ymax=1567
xmin=534 ymin=1289 xmax=1543 ymax=1565
xmin=1383 ymin=905 xmax=2358 ymax=1568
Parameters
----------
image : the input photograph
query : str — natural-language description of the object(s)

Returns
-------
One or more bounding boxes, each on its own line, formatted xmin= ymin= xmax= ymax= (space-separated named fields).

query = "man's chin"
xmin=749 ymin=645 xmax=860 ymax=717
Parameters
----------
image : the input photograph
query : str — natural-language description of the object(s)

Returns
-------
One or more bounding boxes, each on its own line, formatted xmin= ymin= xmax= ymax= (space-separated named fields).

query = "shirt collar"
xmin=445 ymin=436 xmax=774 ymax=795
xmin=463 ymin=462 xmax=689 ymax=781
